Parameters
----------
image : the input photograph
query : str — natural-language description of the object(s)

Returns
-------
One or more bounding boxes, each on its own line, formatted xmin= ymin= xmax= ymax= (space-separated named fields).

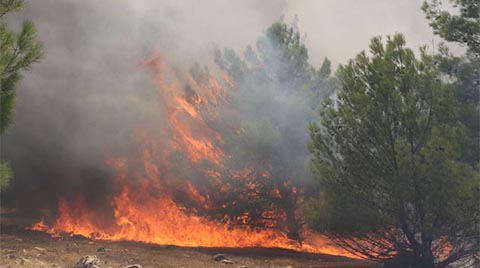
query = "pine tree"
xmin=423 ymin=0 xmax=480 ymax=168
xmin=212 ymin=19 xmax=335 ymax=240
xmin=307 ymin=34 xmax=479 ymax=268
xmin=0 ymin=0 xmax=43 ymax=189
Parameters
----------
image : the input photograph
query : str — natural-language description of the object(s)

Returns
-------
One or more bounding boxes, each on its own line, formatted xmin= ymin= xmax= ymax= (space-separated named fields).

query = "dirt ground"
xmin=0 ymin=209 xmax=380 ymax=268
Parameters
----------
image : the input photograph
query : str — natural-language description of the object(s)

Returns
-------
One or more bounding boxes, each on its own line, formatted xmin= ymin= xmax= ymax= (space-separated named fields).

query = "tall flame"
xmin=30 ymin=55 xmax=355 ymax=258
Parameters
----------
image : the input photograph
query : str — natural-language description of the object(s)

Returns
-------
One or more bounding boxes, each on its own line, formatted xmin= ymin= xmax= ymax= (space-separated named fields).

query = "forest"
xmin=1 ymin=1 xmax=478 ymax=268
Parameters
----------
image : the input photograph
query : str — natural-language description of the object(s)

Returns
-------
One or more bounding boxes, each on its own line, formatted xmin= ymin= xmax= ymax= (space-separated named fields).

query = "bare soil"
xmin=0 ymin=208 xmax=380 ymax=268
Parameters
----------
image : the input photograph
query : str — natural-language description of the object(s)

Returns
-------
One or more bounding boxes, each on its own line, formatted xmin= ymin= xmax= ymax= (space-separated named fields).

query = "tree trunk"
xmin=414 ymin=250 xmax=435 ymax=268
xmin=285 ymin=204 xmax=301 ymax=240
xmin=279 ymin=186 xmax=301 ymax=241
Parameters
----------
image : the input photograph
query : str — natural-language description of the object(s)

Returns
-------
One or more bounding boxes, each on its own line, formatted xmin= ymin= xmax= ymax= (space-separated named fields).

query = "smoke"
xmin=2 ymin=0 xmax=438 ymax=214
xmin=0 ymin=0 xmax=287 ymax=211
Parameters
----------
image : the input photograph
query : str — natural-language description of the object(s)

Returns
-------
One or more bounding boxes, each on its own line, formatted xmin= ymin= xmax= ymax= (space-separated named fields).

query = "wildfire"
xmin=31 ymin=192 xmax=354 ymax=256
xmin=29 ymin=55 xmax=355 ymax=258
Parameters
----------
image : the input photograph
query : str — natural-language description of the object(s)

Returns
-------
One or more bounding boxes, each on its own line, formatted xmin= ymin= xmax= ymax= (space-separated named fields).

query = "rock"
xmin=213 ymin=253 xmax=226 ymax=261
xmin=237 ymin=265 xmax=247 ymax=268
xmin=122 ymin=265 xmax=142 ymax=268
xmin=5 ymin=249 xmax=17 ymax=254
xmin=222 ymin=259 xmax=234 ymax=265
xmin=34 ymin=247 xmax=47 ymax=254
xmin=74 ymin=255 xmax=100 ymax=268
xmin=213 ymin=254 xmax=235 ymax=265
xmin=96 ymin=247 xmax=106 ymax=253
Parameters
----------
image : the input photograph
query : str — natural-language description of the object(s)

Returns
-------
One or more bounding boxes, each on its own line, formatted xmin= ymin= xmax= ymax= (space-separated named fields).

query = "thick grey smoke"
xmin=2 ymin=0 xmax=438 ymax=213
xmin=1 ymin=0 xmax=288 ymax=211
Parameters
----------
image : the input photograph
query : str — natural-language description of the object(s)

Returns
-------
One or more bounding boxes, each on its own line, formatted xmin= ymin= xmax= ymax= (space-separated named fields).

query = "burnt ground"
xmin=0 ymin=208 xmax=380 ymax=268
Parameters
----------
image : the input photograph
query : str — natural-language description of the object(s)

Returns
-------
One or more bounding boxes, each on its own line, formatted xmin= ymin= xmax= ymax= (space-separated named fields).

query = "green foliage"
xmin=0 ymin=0 xmax=43 ymax=190
xmin=422 ymin=0 xmax=480 ymax=55
xmin=0 ymin=160 xmax=12 ymax=189
xmin=1 ymin=0 xmax=43 ymax=133
xmin=307 ymin=34 xmax=479 ymax=267
xmin=432 ymin=45 xmax=480 ymax=168
xmin=256 ymin=19 xmax=312 ymax=88
xmin=211 ymin=19 xmax=337 ymax=240
xmin=215 ymin=18 xmax=329 ymax=99
xmin=423 ymin=0 xmax=480 ymax=169
xmin=0 ymin=0 xmax=23 ymax=17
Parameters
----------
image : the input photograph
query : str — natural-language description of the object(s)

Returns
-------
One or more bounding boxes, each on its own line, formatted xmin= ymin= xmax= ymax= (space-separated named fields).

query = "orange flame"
xmin=30 ymin=55 xmax=355 ymax=258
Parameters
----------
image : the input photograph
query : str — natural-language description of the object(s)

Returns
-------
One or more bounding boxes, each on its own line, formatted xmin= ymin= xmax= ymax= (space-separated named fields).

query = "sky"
xmin=13 ymin=0 xmax=444 ymax=69
xmin=114 ymin=0 xmax=442 ymax=67
xmin=283 ymin=0 xmax=439 ymax=66
xmin=123 ymin=0 xmax=440 ymax=67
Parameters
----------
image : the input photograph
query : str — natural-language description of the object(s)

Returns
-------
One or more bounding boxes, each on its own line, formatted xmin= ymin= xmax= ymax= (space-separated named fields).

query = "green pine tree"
xmin=0 ymin=0 xmax=43 ymax=189
xmin=307 ymin=34 xmax=479 ymax=268
xmin=423 ymin=0 xmax=480 ymax=168
xmin=422 ymin=0 xmax=479 ymax=55
xmin=211 ymin=19 xmax=336 ymax=240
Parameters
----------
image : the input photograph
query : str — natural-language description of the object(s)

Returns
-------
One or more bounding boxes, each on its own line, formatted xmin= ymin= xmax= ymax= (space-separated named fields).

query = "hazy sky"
xmin=16 ymin=0 xmax=442 ymax=69
xmin=122 ymin=0 xmax=441 ymax=67
xmin=283 ymin=0 xmax=438 ymax=66
xmin=132 ymin=0 xmax=439 ymax=67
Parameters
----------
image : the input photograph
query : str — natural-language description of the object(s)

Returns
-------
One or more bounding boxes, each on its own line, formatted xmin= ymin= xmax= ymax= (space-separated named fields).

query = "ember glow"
xmin=30 ymin=55 xmax=354 ymax=258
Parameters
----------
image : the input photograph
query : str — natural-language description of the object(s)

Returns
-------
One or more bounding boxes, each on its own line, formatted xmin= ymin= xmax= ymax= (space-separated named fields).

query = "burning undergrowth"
xmin=29 ymin=54 xmax=349 ymax=257
xmin=3 ymin=0 xmax=351 ymax=257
